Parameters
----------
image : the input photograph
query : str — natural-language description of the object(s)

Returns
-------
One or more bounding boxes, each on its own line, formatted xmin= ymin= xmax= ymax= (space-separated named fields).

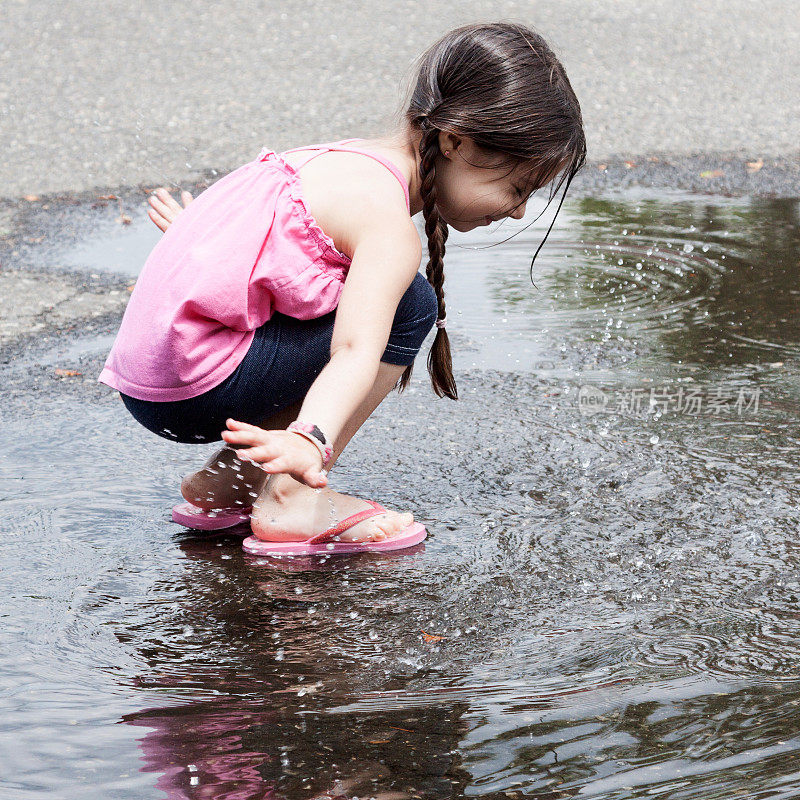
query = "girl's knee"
xmin=382 ymin=273 xmax=439 ymax=365
xmin=403 ymin=272 xmax=438 ymax=335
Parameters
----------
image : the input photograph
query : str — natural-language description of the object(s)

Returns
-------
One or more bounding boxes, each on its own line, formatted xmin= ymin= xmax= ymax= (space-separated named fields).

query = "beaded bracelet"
xmin=287 ymin=421 xmax=334 ymax=466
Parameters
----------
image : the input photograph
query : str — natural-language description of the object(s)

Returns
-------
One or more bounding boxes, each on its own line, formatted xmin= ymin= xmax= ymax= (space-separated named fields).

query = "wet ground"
xmin=2 ymin=188 xmax=800 ymax=798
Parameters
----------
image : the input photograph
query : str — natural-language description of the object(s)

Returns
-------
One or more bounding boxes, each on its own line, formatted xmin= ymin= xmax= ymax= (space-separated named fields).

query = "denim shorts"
xmin=120 ymin=271 xmax=438 ymax=443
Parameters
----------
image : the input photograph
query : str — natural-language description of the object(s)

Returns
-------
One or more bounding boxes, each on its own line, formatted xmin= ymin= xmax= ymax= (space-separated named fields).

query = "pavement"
xmin=1 ymin=0 xmax=798 ymax=380
xmin=3 ymin=0 xmax=799 ymax=199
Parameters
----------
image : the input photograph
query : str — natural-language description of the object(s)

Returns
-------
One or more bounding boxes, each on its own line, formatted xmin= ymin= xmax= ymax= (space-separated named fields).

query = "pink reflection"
xmin=127 ymin=704 xmax=280 ymax=800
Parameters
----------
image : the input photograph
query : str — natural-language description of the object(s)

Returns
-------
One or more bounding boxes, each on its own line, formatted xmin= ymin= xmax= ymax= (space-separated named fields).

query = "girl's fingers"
xmin=221 ymin=431 xmax=271 ymax=450
xmin=154 ymin=187 xmax=182 ymax=209
xmin=236 ymin=445 xmax=276 ymax=463
xmin=265 ymin=457 xmax=290 ymax=473
xmin=225 ymin=418 xmax=264 ymax=432
xmin=222 ymin=423 xmax=258 ymax=437
xmin=148 ymin=196 xmax=178 ymax=232
xmin=150 ymin=190 xmax=169 ymax=211
xmin=303 ymin=469 xmax=328 ymax=489
xmin=149 ymin=188 xmax=188 ymax=223
xmin=146 ymin=208 xmax=169 ymax=233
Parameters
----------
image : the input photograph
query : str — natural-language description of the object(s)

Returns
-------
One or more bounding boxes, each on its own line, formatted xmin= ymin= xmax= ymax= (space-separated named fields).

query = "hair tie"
xmin=435 ymin=316 xmax=447 ymax=329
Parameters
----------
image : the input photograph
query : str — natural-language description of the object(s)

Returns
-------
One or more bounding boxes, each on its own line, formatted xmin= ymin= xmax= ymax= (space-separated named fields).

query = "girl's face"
xmin=433 ymin=134 xmax=552 ymax=232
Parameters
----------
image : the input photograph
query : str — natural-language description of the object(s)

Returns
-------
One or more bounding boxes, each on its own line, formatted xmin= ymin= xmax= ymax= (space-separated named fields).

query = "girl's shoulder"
xmin=278 ymin=145 xmax=415 ymax=261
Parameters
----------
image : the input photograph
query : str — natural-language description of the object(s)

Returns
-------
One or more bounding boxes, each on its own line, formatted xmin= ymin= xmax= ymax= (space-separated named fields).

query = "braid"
xmin=397 ymin=120 xmax=458 ymax=399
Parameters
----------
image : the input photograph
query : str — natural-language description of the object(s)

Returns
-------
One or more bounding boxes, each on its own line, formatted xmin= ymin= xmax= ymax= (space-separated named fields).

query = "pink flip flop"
xmin=172 ymin=502 xmax=252 ymax=530
xmin=241 ymin=500 xmax=427 ymax=556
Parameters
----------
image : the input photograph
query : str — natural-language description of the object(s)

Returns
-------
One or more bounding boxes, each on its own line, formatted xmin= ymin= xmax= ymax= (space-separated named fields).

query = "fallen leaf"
xmin=648 ymin=156 xmax=660 ymax=162
xmin=624 ymin=161 xmax=636 ymax=169
xmin=700 ymin=169 xmax=724 ymax=179
xmin=421 ymin=630 xmax=445 ymax=642
xmin=746 ymin=158 xmax=764 ymax=173
xmin=23 ymin=194 xmax=39 ymax=202
xmin=55 ymin=369 xmax=83 ymax=377
xmin=597 ymin=164 xmax=607 ymax=171
xmin=98 ymin=194 xmax=118 ymax=200
xmin=273 ymin=680 xmax=323 ymax=695
xmin=126 ymin=283 xmax=136 ymax=292
xmin=368 ymin=740 xmax=391 ymax=744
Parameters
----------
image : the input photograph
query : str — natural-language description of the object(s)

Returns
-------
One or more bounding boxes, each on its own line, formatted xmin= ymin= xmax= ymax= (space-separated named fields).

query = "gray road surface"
xmin=2 ymin=0 xmax=799 ymax=199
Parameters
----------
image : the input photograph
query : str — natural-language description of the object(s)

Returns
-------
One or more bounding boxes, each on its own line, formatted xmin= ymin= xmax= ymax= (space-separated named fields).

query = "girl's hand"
xmin=221 ymin=419 xmax=329 ymax=489
xmin=147 ymin=187 xmax=194 ymax=232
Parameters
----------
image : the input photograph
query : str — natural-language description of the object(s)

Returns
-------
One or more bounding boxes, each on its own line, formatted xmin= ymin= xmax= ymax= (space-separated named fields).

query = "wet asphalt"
xmin=2 ymin=7 xmax=799 ymax=794
xmin=1 ymin=0 xmax=798 ymax=402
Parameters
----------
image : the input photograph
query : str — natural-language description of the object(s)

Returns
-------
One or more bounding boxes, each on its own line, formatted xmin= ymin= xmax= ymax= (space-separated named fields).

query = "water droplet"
xmin=649 ymin=434 xmax=660 ymax=444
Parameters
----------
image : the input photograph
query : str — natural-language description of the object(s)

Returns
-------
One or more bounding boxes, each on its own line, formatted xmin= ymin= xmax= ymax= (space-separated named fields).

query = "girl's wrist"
xmin=287 ymin=421 xmax=334 ymax=467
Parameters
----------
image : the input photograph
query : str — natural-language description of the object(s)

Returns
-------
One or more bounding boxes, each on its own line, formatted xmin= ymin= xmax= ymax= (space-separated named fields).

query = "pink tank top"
xmin=98 ymin=139 xmax=411 ymax=401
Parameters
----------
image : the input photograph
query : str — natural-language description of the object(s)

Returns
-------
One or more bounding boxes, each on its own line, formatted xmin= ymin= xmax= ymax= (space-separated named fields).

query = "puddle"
xmin=35 ymin=332 xmax=117 ymax=367
xmin=3 ymin=190 xmax=800 ymax=799
xmin=59 ymin=207 xmax=162 ymax=278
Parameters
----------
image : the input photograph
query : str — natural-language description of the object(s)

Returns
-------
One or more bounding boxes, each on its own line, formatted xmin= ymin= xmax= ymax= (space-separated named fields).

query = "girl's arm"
xmin=295 ymin=214 xmax=422 ymax=431
xmin=222 ymin=186 xmax=422 ymax=487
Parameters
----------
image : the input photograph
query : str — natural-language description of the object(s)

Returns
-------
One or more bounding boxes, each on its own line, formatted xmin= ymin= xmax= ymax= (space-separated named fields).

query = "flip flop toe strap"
xmin=306 ymin=500 xmax=387 ymax=544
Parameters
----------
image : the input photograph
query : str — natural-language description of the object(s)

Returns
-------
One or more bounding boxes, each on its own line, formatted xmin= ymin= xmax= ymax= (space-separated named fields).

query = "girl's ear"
xmin=437 ymin=130 xmax=463 ymax=157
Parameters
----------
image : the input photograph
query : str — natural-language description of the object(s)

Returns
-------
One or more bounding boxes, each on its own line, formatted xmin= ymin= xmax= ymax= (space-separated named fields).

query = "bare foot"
xmin=180 ymin=446 xmax=268 ymax=510
xmin=251 ymin=474 xmax=414 ymax=543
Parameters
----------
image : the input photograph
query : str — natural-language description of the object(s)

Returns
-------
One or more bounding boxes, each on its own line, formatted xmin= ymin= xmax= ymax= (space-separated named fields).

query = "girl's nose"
xmin=509 ymin=201 xmax=527 ymax=220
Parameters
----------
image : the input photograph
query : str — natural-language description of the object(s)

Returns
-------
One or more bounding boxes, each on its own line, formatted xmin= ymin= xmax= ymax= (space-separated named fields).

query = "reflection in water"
xmin=126 ymin=696 xmax=470 ymax=799
xmin=2 ymin=191 xmax=800 ymax=798
xmin=122 ymin=536 xmax=471 ymax=799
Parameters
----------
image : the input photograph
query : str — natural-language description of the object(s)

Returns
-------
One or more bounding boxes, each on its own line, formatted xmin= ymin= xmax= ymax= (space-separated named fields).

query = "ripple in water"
xmin=2 ymin=191 xmax=800 ymax=798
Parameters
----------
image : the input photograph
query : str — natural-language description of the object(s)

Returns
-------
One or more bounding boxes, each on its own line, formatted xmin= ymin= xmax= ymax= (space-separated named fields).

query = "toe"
xmin=375 ymin=511 xmax=414 ymax=538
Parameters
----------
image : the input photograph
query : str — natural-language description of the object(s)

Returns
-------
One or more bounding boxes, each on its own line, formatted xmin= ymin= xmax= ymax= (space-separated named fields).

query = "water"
xmin=60 ymin=207 xmax=162 ymax=278
xmin=2 ymin=190 xmax=800 ymax=798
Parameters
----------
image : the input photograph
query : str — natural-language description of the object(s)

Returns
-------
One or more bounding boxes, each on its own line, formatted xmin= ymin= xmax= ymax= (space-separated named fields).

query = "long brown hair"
xmin=396 ymin=21 xmax=587 ymax=399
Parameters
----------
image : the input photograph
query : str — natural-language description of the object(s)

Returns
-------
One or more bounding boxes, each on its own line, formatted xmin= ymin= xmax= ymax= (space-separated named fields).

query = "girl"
xmin=99 ymin=21 xmax=586 ymax=553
